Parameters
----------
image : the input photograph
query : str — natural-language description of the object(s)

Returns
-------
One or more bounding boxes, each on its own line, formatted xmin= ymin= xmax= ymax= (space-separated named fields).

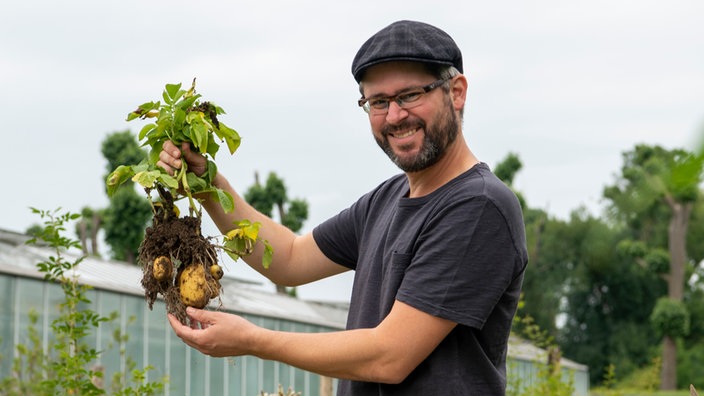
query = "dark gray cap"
xmin=351 ymin=20 xmax=463 ymax=82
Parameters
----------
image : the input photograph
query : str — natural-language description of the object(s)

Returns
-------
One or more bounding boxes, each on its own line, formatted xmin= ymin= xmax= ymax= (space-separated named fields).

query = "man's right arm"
xmin=157 ymin=141 xmax=349 ymax=286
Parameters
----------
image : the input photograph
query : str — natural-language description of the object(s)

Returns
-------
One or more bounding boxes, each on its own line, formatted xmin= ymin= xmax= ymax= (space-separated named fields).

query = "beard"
xmin=375 ymin=99 xmax=460 ymax=173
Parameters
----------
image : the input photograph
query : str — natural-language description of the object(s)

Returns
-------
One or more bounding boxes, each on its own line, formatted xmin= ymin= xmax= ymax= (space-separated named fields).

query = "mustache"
xmin=381 ymin=120 xmax=425 ymax=137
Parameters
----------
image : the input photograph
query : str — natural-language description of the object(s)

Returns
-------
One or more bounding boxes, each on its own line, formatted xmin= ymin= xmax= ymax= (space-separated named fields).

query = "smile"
xmin=390 ymin=127 xmax=421 ymax=139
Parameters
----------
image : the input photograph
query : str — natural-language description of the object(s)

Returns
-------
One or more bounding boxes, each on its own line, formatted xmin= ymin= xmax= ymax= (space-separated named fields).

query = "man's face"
xmin=361 ymin=62 xmax=461 ymax=173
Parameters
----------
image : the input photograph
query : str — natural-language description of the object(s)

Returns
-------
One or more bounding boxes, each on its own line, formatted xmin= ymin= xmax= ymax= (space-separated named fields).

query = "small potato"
xmin=152 ymin=256 xmax=173 ymax=282
xmin=210 ymin=264 xmax=224 ymax=280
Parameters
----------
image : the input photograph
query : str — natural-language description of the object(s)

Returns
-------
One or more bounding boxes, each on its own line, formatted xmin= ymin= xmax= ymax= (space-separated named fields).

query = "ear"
xmin=449 ymin=75 xmax=468 ymax=111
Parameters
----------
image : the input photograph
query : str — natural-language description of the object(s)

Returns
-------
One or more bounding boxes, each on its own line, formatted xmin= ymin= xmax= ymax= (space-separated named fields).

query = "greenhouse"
xmin=0 ymin=228 xmax=588 ymax=395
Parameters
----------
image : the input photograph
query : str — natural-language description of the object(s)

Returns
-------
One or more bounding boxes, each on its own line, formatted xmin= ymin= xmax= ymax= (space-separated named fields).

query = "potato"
xmin=210 ymin=264 xmax=224 ymax=280
xmin=152 ymin=256 xmax=173 ymax=282
xmin=177 ymin=264 xmax=220 ymax=308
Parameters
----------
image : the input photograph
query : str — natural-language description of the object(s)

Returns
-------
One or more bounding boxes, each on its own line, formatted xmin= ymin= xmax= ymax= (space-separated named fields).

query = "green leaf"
xmin=106 ymin=165 xmax=135 ymax=196
xmin=176 ymin=94 xmax=199 ymax=111
xmin=126 ymin=101 xmax=159 ymax=121
xmin=132 ymin=170 xmax=161 ymax=188
xmin=148 ymin=140 xmax=164 ymax=166
xmin=164 ymin=83 xmax=182 ymax=104
xmin=138 ymin=123 xmax=156 ymax=140
xmin=173 ymin=108 xmax=186 ymax=128
xmin=216 ymin=188 xmax=234 ymax=213
xmin=133 ymin=162 xmax=149 ymax=173
xmin=190 ymin=119 xmax=209 ymax=153
xmin=262 ymin=242 xmax=274 ymax=269
xmin=206 ymin=137 xmax=220 ymax=159
xmin=224 ymin=237 xmax=247 ymax=256
xmin=225 ymin=250 xmax=241 ymax=262
xmin=185 ymin=173 xmax=207 ymax=192
xmin=218 ymin=123 xmax=241 ymax=154
xmin=158 ymin=173 xmax=179 ymax=189
xmin=205 ymin=160 xmax=218 ymax=185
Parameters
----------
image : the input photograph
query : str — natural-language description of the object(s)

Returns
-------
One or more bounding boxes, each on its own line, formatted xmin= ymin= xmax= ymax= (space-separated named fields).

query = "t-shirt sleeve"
xmin=312 ymin=200 xmax=363 ymax=270
xmin=395 ymin=197 xmax=524 ymax=329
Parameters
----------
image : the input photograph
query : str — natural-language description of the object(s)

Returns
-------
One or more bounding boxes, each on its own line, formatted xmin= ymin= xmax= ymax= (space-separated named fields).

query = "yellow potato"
xmin=177 ymin=264 xmax=220 ymax=308
xmin=210 ymin=264 xmax=224 ymax=280
xmin=152 ymin=256 xmax=173 ymax=282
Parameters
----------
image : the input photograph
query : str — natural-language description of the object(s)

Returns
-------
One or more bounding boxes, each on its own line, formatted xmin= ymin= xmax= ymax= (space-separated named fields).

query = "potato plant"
xmin=106 ymin=79 xmax=272 ymax=324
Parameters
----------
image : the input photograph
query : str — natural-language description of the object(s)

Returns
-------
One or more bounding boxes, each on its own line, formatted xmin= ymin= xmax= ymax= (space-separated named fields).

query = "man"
xmin=163 ymin=20 xmax=528 ymax=395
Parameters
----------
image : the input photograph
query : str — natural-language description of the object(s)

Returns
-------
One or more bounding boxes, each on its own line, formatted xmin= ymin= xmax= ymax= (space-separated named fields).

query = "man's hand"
xmin=168 ymin=307 xmax=259 ymax=358
xmin=168 ymin=300 xmax=456 ymax=384
xmin=157 ymin=140 xmax=208 ymax=177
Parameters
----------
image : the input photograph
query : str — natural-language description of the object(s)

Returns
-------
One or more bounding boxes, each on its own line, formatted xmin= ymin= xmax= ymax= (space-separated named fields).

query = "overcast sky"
xmin=2 ymin=0 xmax=703 ymax=302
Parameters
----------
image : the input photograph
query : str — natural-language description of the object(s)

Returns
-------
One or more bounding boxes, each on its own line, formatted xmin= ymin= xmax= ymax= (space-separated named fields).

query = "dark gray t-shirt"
xmin=313 ymin=163 xmax=528 ymax=395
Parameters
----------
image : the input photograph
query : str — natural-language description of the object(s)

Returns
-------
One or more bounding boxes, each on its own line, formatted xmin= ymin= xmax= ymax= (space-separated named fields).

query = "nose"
xmin=385 ymin=101 xmax=408 ymax=124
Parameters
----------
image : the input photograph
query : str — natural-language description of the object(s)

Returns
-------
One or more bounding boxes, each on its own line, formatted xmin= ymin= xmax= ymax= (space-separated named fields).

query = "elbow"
xmin=369 ymin=360 xmax=415 ymax=385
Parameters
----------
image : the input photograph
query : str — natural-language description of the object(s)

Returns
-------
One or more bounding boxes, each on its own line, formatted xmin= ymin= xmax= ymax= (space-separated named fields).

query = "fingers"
xmin=157 ymin=141 xmax=183 ymax=176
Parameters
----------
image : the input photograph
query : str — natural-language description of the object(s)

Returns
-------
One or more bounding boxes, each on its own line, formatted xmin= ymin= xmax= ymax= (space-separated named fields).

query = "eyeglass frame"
xmin=357 ymin=78 xmax=450 ymax=115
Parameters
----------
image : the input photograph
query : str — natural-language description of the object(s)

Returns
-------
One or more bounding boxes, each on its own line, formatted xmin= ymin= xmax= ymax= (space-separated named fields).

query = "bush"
xmin=0 ymin=208 xmax=167 ymax=395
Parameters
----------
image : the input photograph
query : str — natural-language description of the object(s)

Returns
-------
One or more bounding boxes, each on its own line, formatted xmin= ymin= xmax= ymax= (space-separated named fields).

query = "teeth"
xmin=393 ymin=128 xmax=418 ymax=139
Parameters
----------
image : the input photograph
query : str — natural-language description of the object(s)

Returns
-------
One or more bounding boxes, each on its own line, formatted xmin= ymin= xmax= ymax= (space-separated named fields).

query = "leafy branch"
xmin=107 ymin=78 xmax=238 ymax=215
xmin=105 ymin=79 xmax=272 ymax=268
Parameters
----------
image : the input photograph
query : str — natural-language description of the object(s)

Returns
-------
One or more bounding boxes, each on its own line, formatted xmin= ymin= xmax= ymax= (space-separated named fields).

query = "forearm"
xmin=170 ymin=302 xmax=455 ymax=385
xmin=197 ymin=172 xmax=341 ymax=285
xmin=251 ymin=327 xmax=404 ymax=384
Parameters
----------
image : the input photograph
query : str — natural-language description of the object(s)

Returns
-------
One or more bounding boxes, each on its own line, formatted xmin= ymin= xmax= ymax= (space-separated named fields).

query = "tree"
xmin=75 ymin=206 xmax=102 ymax=256
xmin=557 ymin=210 xmax=664 ymax=384
xmin=602 ymin=144 xmax=704 ymax=389
xmin=494 ymin=152 xmax=526 ymax=209
xmin=244 ymin=171 xmax=308 ymax=295
xmin=3 ymin=208 xmax=166 ymax=394
xmin=100 ymin=130 xmax=152 ymax=263
xmin=493 ymin=153 xmax=567 ymax=337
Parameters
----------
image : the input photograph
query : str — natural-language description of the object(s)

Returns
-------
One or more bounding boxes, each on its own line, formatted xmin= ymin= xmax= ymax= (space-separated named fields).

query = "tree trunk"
xmin=90 ymin=213 xmax=101 ymax=256
xmin=660 ymin=198 xmax=692 ymax=390
xmin=78 ymin=221 xmax=89 ymax=255
xmin=661 ymin=336 xmax=677 ymax=390
xmin=125 ymin=249 xmax=135 ymax=264
xmin=277 ymin=202 xmax=286 ymax=227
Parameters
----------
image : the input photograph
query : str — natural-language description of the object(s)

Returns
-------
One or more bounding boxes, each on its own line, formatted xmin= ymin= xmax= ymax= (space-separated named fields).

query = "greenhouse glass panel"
xmin=98 ymin=292 xmax=123 ymax=391
xmin=166 ymin=328 xmax=188 ymax=394
xmin=146 ymin=300 xmax=169 ymax=383
xmin=122 ymin=293 xmax=146 ymax=370
xmin=0 ymin=276 xmax=16 ymax=379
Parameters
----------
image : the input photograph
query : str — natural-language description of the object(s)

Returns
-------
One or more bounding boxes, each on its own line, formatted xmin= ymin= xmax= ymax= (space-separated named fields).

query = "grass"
xmin=591 ymin=390 xmax=691 ymax=396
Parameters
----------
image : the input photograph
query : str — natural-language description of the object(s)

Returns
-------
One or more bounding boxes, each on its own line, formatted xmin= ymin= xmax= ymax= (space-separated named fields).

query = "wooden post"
xmin=319 ymin=375 xmax=333 ymax=396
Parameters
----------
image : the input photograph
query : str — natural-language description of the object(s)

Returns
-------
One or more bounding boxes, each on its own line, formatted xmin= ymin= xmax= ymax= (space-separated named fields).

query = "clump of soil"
xmin=138 ymin=186 xmax=222 ymax=325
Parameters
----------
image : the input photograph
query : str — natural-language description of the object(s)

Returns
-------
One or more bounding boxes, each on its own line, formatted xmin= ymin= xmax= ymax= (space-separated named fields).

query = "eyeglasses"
xmin=358 ymin=78 xmax=449 ymax=115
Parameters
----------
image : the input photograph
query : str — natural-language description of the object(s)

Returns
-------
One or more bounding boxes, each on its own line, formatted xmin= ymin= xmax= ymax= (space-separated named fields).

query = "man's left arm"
xmin=169 ymin=300 xmax=455 ymax=384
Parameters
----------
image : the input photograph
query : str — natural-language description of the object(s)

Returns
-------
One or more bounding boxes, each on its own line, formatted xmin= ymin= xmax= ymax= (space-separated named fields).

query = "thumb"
xmin=180 ymin=142 xmax=207 ymax=175
xmin=181 ymin=142 xmax=197 ymax=158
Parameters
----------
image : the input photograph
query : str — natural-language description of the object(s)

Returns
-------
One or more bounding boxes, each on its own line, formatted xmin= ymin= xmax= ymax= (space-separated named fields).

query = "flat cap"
xmin=351 ymin=20 xmax=463 ymax=82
